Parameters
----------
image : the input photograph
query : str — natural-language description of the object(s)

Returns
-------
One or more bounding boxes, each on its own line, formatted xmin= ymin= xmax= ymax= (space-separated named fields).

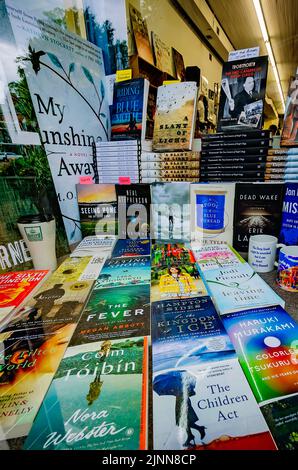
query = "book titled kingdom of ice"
xmin=203 ymin=263 xmax=285 ymax=315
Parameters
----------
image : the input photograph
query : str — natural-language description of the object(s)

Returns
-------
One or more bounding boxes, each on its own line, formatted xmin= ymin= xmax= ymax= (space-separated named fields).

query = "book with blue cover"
xmin=24 ymin=337 xmax=148 ymax=450
xmin=96 ymin=256 xmax=151 ymax=288
xmin=203 ymin=263 xmax=285 ymax=315
xmin=112 ymin=239 xmax=151 ymax=257
xmin=111 ymin=78 xmax=149 ymax=140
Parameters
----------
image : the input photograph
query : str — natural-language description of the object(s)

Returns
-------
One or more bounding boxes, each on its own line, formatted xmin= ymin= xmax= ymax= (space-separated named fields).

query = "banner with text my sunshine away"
xmin=5 ymin=1 xmax=110 ymax=244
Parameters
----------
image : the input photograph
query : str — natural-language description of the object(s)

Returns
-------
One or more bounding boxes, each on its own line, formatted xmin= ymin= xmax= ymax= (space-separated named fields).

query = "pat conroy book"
xmin=115 ymin=184 xmax=151 ymax=239
xmin=71 ymin=284 xmax=150 ymax=343
xmin=190 ymin=183 xmax=235 ymax=244
xmin=0 ymin=270 xmax=49 ymax=326
xmin=191 ymin=242 xmax=245 ymax=272
xmin=0 ymin=322 xmax=76 ymax=440
xmin=260 ymin=394 xmax=298 ymax=450
xmin=204 ymin=264 xmax=285 ymax=315
xmin=76 ymin=184 xmax=117 ymax=237
xmin=151 ymin=182 xmax=190 ymax=241
xmin=222 ymin=305 xmax=298 ymax=403
xmin=24 ymin=337 xmax=148 ymax=450
xmin=201 ymin=147 xmax=268 ymax=157
xmin=96 ymin=256 xmax=151 ymax=288
xmin=151 ymin=296 xmax=235 ymax=373
xmin=152 ymin=82 xmax=198 ymax=151
xmin=233 ymin=183 xmax=284 ymax=252
xmin=141 ymin=151 xmax=200 ymax=162
xmin=153 ymin=360 xmax=276 ymax=450
xmin=202 ymin=139 xmax=270 ymax=149
xmin=111 ymin=78 xmax=149 ymax=141
xmin=202 ymin=130 xmax=270 ymax=141
xmin=112 ymin=239 xmax=151 ymax=257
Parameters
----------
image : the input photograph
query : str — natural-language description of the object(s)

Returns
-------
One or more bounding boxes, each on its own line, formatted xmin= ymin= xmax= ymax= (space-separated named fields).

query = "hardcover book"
xmin=151 ymin=32 xmax=173 ymax=75
xmin=233 ymin=182 xmax=284 ymax=252
xmin=217 ymin=56 xmax=268 ymax=131
xmin=76 ymin=184 xmax=118 ymax=237
xmin=202 ymin=130 xmax=270 ymax=141
xmin=203 ymin=263 xmax=285 ymax=315
xmin=152 ymin=82 xmax=198 ymax=151
xmin=111 ymin=78 xmax=150 ymax=141
xmin=222 ymin=305 xmax=298 ymax=402
xmin=190 ymin=183 xmax=235 ymax=244
xmin=112 ymin=239 xmax=151 ymax=257
xmin=191 ymin=242 xmax=245 ymax=272
xmin=24 ymin=337 xmax=148 ymax=450
xmin=70 ymin=284 xmax=150 ymax=343
xmin=202 ymin=139 xmax=270 ymax=149
xmin=96 ymin=256 xmax=151 ymax=288
xmin=141 ymin=151 xmax=199 ymax=162
xmin=172 ymin=48 xmax=186 ymax=81
xmin=115 ymin=183 xmax=151 ymax=239
xmin=279 ymin=182 xmax=298 ymax=245
xmin=281 ymin=73 xmax=298 ymax=147
xmin=201 ymin=147 xmax=268 ymax=156
xmin=151 ymin=182 xmax=190 ymax=241
xmin=151 ymin=242 xmax=207 ymax=302
xmin=0 ymin=322 xmax=76 ymax=439
xmin=129 ymin=5 xmax=154 ymax=64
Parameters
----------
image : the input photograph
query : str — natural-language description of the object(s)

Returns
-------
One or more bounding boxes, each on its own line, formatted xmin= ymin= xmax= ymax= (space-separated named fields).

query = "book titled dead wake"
xmin=153 ymin=82 xmax=198 ymax=151
xmin=233 ymin=183 xmax=284 ymax=252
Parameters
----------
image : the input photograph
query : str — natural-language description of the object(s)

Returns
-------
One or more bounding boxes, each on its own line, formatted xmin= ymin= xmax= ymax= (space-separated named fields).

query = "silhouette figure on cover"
xmin=86 ymin=340 xmax=112 ymax=406
xmin=33 ymin=283 xmax=65 ymax=316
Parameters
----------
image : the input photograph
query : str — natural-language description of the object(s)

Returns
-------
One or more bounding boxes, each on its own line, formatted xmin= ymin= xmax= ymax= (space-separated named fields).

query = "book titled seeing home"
xmin=111 ymin=78 xmax=149 ymax=141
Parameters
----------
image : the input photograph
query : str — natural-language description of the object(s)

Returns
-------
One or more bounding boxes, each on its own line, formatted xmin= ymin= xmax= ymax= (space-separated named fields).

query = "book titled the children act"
xmin=24 ymin=337 xmax=148 ymax=450
xmin=111 ymin=78 xmax=149 ymax=141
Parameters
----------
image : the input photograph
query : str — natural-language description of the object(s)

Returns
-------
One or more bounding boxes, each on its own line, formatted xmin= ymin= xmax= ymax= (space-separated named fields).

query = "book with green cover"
xmin=96 ymin=256 xmax=151 ymax=288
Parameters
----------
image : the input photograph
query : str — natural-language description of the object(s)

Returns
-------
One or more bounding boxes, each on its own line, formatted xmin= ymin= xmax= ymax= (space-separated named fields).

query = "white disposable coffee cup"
xmin=248 ymin=235 xmax=284 ymax=273
xmin=17 ymin=214 xmax=57 ymax=271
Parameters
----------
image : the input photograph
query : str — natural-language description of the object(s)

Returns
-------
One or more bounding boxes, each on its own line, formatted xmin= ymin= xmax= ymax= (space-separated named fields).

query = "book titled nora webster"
xmin=111 ymin=78 xmax=149 ymax=141
xmin=153 ymin=82 xmax=198 ymax=151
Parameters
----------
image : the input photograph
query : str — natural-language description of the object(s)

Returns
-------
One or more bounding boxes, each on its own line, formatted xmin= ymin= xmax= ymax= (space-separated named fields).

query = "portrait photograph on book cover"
xmin=217 ymin=56 xmax=268 ymax=132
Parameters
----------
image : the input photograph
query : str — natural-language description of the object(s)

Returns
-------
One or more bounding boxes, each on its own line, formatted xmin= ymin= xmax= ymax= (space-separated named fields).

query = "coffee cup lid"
xmin=17 ymin=213 xmax=54 ymax=224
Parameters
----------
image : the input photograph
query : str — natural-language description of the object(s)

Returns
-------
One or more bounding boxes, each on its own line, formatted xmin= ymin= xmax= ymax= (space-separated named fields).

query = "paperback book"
xmin=24 ymin=337 xmax=148 ymax=450
xmin=152 ymin=82 xmax=198 ymax=151
xmin=151 ymin=182 xmax=190 ymax=241
xmin=115 ymin=184 xmax=151 ymax=239
xmin=233 ymin=183 xmax=284 ymax=251
xmin=71 ymin=284 xmax=150 ymax=343
xmin=112 ymin=239 xmax=151 ymax=258
xmin=203 ymin=263 xmax=285 ymax=315
xmin=96 ymin=256 xmax=151 ymax=288
xmin=222 ymin=305 xmax=298 ymax=402
xmin=191 ymin=242 xmax=245 ymax=272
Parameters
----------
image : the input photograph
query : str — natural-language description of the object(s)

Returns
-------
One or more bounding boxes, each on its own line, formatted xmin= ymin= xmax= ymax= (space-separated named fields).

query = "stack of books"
xmin=200 ymin=130 xmax=271 ymax=182
xmin=140 ymin=150 xmax=200 ymax=182
xmin=94 ymin=141 xmax=140 ymax=183
xmin=265 ymin=148 xmax=298 ymax=181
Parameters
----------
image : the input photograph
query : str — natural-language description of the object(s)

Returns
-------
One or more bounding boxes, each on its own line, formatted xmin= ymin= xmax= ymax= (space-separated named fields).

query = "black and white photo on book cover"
xmin=217 ymin=56 xmax=268 ymax=132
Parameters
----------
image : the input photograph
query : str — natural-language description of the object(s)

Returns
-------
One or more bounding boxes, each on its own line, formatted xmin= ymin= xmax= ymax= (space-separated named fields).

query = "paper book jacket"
xmin=204 ymin=263 xmax=285 ymax=315
xmin=279 ymin=182 xmax=298 ymax=246
xmin=0 ymin=321 xmax=76 ymax=440
xmin=96 ymin=256 xmax=150 ymax=288
xmin=152 ymin=82 xmax=198 ymax=152
xmin=70 ymin=284 xmax=150 ymax=344
xmin=281 ymin=73 xmax=298 ymax=147
xmin=112 ymin=239 xmax=151 ymax=258
xmin=191 ymin=242 xmax=245 ymax=272
xmin=115 ymin=184 xmax=151 ymax=239
xmin=77 ymin=184 xmax=118 ymax=238
xmin=222 ymin=305 xmax=298 ymax=403
xmin=152 ymin=298 xmax=275 ymax=450
xmin=151 ymin=242 xmax=207 ymax=303
xmin=151 ymin=182 xmax=190 ymax=241
xmin=24 ymin=337 xmax=148 ymax=450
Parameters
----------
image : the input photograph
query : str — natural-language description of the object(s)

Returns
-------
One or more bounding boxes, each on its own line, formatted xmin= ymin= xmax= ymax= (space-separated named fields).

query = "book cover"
xmin=151 ymin=242 xmax=207 ymax=302
xmin=190 ymin=183 xmax=235 ymax=244
xmin=146 ymin=84 xmax=157 ymax=140
xmin=261 ymin=395 xmax=298 ymax=450
xmin=70 ymin=235 xmax=117 ymax=257
xmin=112 ymin=239 xmax=151 ymax=257
xmin=172 ymin=48 xmax=185 ymax=81
xmin=152 ymin=82 xmax=198 ymax=151
xmin=0 ymin=322 xmax=76 ymax=439
xmin=24 ymin=337 xmax=148 ymax=450
xmin=191 ymin=242 xmax=245 ymax=272
xmin=151 ymin=182 xmax=190 ymax=241
xmin=151 ymin=32 xmax=173 ymax=75
xmin=76 ymin=183 xmax=118 ymax=237
xmin=233 ymin=183 xmax=284 ymax=252
xmin=222 ymin=305 xmax=298 ymax=402
xmin=279 ymin=182 xmax=298 ymax=245
xmin=111 ymin=78 xmax=149 ymax=141
xmin=281 ymin=73 xmax=298 ymax=147
xmin=153 ymin=359 xmax=276 ymax=450
xmin=83 ymin=0 xmax=129 ymax=76
xmin=96 ymin=256 xmax=151 ymax=288
xmin=115 ymin=183 xmax=151 ymax=239
xmin=217 ymin=56 xmax=268 ymax=132
xmin=129 ymin=5 xmax=154 ymax=64
xmin=70 ymin=284 xmax=150 ymax=343
xmin=0 ymin=270 xmax=49 ymax=325
xmin=204 ymin=263 xmax=285 ymax=315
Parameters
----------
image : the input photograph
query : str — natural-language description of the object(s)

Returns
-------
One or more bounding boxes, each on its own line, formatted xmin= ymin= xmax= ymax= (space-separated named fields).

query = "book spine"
xmin=140 ymin=161 xmax=199 ymax=169
xmin=200 ymin=171 xmax=265 ymax=178
xmin=140 ymin=169 xmax=199 ymax=177
xmin=202 ymin=139 xmax=271 ymax=149
xmin=200 ymin=156 xmax=267 ymax=164
xmin=200 ymin=163 xmax=265 ymax=171
xmin=201 ymin=147 xmax=268 ymax=157
xmin=202 ymin=130 xmax=270 ymax=141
